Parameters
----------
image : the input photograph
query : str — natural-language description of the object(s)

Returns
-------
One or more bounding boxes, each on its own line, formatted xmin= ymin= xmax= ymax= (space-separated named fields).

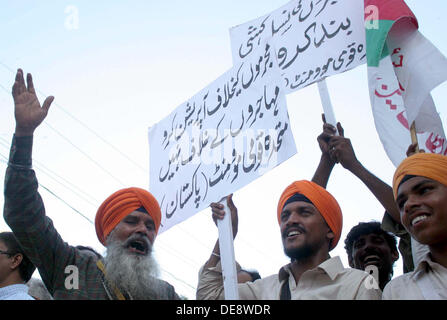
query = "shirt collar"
xmin=278 ymin=256 xmax=345 ymax=282
xmin=0 ymin=284 xmax=29 ymax=297
xmin=410 ymin=252 xmax=446 ymax=280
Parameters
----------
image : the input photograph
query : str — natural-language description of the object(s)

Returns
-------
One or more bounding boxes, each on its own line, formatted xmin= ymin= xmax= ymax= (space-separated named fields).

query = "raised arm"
xmin=4 ymin=69 xmax=72 ymax=294
xmin=311 ymin=114 xmax=337 ymax=188
xmin=12 ymin=69 xmax=54 ymax=137
xmin=328 ymin=122 xmax=401 ymax=223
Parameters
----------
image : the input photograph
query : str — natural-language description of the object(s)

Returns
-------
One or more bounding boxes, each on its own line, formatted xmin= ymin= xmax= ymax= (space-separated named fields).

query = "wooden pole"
xmin=410 ymin=121 xmax=420 ymax=153
xmin=217 ymin=196 xmax=239 ymax=300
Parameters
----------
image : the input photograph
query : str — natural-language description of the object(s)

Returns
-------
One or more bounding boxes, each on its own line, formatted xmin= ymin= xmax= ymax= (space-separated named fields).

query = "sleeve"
xmin=196 ymin=261 xmax=262 ymax=300
xmin=381 ymin=282 xmax=393 ymax=300
xmin=3 ymin=135 xmax=77 ymax=294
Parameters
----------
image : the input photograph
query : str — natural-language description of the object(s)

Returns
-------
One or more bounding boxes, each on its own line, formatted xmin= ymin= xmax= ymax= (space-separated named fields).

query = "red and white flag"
xmin=365 ymin=0 xmax=447 ymax=166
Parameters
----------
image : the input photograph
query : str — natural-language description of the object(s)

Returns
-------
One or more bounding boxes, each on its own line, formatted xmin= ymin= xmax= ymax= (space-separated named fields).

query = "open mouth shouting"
xmin=125 ymin=236 xmax=151 ymax=255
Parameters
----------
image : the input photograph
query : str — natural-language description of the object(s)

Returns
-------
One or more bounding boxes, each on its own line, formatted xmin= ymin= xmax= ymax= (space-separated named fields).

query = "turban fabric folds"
xmin=393 ymin=153 xmax=447 ymax=199
xmin=277 ymin=180 xmax=343 ymax=250
xmin=95 ymin=187 xmax=161 ymax=246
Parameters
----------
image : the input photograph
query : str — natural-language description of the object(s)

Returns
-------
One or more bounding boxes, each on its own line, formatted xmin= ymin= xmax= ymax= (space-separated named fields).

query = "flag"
xmin=365 ymin=0 xmax=447 ymax=166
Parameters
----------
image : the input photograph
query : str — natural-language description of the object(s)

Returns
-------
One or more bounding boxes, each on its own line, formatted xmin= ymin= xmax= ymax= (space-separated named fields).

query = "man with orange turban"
xmin=197 ymin=182 xmax=381 ymax=300
xmin=383 ymin=152 xmax=447 ymax=300
xmin=3 ymin=69 xmax=179 ymax=299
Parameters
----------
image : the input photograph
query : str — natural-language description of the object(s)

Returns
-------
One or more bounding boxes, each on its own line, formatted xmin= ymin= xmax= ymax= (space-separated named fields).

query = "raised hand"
xmin=328 ymin=122 xmax=360 ymax=171
xmin=12 ymin=69 xmax=54 ymax=136
xmin=210 ymin=194 xmax=238 ymax=238
xmin=317 ymin=114 xmax=337 ymax=160
xmin=406 ymin=142 xmax=425 ymax=157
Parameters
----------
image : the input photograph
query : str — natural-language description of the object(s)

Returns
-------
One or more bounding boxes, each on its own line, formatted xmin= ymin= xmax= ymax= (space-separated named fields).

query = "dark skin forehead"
xmin=396 ymin=177 xmax=438 ymax=203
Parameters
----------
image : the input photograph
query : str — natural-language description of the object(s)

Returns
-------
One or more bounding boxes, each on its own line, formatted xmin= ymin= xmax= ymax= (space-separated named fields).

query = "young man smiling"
xmin=382 ymin=152 xmax=447 ymax=299
xmin=3 ymin=69 xmax=179 ymax=300
xmin=197 ymin=182 xmax=381 ymax=300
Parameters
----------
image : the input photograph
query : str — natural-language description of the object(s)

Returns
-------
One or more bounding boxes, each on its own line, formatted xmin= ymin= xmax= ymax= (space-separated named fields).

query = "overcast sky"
xmin=0 ymin=0 xmax=446 ymax=299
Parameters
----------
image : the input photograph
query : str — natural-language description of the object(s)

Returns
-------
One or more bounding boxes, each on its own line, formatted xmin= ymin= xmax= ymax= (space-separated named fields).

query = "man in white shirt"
xmin=196 ymin=181 xmax=381 ymax=300
xmin=0 ymin=232 xmax=36 ymax=300
xmin=383 ymin=152 xmax=447 ymax=299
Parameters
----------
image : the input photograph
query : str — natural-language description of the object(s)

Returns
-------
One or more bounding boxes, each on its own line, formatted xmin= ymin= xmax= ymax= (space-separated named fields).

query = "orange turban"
xmin=277 ymin=180 xmax=343 ymax=250
xmin=95 ymin=187 xmax=161 ymax=246
xmin=393 ymin=153 xmax=447 ymax=199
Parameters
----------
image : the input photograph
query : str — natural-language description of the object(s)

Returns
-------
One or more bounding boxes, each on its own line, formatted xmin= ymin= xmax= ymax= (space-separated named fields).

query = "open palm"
xmin=12 ymin=69 xmax=54 ymax=136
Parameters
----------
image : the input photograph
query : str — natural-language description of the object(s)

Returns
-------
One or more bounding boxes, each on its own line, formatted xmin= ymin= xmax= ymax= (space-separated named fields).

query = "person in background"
xmin=344 ymin=221 xmax=399 ymax=290
xmin=0 ymin=232 xmax=36 ymax=300
xmin=238 ymin=268 xmax=261 ymax=283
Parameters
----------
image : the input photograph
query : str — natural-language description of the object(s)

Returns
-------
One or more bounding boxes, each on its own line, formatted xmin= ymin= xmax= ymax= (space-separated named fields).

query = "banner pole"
xmin=317 ymin=79 xmax=337 ymax=127
xmin=410 ymin=121 xmax=420 ymax=153
xmin=217 ymin=197 xmax=239 ymax=300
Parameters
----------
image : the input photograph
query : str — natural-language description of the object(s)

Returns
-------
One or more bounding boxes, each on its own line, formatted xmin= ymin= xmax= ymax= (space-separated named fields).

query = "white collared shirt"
xmin=383 ymin=253 xmax=447 ymax=300
xmin=0 ymin=284 xmax=35 ymax=300
xmin=197 ymin=256 xmax=382 ymax=300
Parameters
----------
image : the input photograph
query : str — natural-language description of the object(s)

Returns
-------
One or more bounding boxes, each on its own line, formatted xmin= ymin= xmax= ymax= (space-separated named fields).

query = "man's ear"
xmin=10 ymin=253 xmax=23 ymax=270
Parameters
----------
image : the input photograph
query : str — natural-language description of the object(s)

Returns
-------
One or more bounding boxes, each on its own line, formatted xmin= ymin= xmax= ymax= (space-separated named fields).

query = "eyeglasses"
xmin=0 ymin=249 xmax=15 ymax=256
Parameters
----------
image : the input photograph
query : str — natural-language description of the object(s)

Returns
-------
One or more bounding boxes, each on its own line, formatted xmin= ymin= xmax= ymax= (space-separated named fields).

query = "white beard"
xmin=104 ymin=231 xmax=163 ymax=299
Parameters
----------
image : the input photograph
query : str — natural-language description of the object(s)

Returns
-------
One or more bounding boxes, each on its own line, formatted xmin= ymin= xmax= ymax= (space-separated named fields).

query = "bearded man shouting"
xmin=3 ymin=69 xmax=179 ymax=300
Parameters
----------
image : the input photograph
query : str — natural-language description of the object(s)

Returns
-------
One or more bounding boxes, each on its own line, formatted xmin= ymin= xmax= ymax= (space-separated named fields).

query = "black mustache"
xmin=125 ymin=234 xmax=151 ymax=249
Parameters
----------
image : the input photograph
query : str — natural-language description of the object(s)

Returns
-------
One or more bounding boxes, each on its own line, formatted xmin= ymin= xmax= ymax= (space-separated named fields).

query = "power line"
xmin=0 ymin=61 xmax=147 ymax=173
xmin=43 ymin=121 xmax=128 ymax=186
xmin=0 ymin=83 xmax=127 ymax=186
xmin=0 ymin=155 xmax=93 ymax=224
xmin=0 ymin=137 xmax=100 ymax=208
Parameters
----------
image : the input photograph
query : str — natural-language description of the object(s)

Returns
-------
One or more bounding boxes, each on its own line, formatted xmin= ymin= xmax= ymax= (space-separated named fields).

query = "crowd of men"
xmin=1 ymin=69 xmax=446 ymax=300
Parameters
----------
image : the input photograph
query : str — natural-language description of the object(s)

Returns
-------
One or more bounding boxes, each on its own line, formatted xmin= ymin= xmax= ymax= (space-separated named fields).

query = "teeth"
xmin=412 ymin=215 xmax=428 ymax=226
xmin=288 ymin=230 xmax=301 ymax=237
xmin=364 ymin=255 xmax=380 ymax=263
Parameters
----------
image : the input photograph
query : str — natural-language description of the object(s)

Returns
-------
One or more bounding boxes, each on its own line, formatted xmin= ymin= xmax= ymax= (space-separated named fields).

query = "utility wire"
xmin=0 ymin=137 xmax=100 ymax=208
xmin=0 ymin=61 xmax=147 ymax=173
xmin=0 ymin=83 xmax=127 ymax=187
xmin=0 ymin=155 xmax=94 ymax=224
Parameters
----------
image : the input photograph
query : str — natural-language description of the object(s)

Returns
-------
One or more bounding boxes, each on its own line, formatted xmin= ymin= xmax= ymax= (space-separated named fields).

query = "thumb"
xmin=227 ymin=194 xmax=235 ymax=210
xmin=42 ymin=96 xmax=54 ymax=114
xmin=336 ymin=122 xmax=344 ymax=137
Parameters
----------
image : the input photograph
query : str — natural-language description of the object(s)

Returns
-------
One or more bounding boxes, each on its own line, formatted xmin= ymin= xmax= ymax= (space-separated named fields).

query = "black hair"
xmin=344 ymin=221 xmax=398 ymax=261
xmin=239 ymin=268 xmax=261 ymax=282
xmin=0 ymin=232 xmax=36 ymax=282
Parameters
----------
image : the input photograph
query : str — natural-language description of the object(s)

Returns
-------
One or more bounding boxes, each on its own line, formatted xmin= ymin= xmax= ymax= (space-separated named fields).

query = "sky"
xmin=0 ymin=0 xmax=446 ymax=299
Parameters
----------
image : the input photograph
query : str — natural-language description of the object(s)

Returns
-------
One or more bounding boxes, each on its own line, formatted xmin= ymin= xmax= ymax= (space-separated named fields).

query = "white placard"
xmin=149 ymin=43 xmax=297 ymax=233
xmin=229 ymin=0 xmax=366 ymax=93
